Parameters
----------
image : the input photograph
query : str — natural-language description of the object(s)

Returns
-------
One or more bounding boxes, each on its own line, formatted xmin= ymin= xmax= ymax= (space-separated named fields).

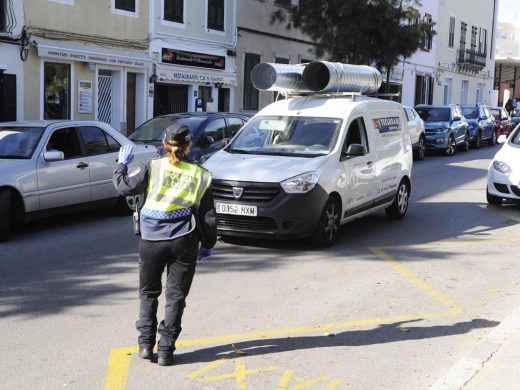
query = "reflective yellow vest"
xmin=143 ymin=158 xmax=212 ymax=213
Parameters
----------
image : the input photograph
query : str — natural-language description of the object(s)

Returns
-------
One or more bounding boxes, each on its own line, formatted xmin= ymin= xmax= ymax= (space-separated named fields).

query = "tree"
xmin=272 ymin=0 xmax=435 ymax=92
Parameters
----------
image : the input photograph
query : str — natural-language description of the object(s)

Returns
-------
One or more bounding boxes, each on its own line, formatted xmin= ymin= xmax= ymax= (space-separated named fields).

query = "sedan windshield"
xmin=129 ymin=117 xmax=206 ymax=141
xmin=416 ymin=107 xmax=450 ymax=122
xmin=0 ymin=126 xmax=45 ymax=159
xmin=228 ymin=116 xmax=341 ymax=157
xmin=511 ymin=127 xmax=520 ymax=146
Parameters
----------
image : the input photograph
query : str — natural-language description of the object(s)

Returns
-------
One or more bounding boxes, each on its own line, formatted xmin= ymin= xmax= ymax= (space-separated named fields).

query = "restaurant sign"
xmin=161 ymin=48 xmax=225 ymax=70
xmin=157 ymin=68 xmax=237 ymax=86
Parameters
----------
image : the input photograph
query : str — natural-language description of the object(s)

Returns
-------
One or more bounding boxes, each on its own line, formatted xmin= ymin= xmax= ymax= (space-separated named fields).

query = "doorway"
xmin=218 ymin=88 xmax=230 ymax=112
xmin=154 ymin=83 xmax=188 ymax=116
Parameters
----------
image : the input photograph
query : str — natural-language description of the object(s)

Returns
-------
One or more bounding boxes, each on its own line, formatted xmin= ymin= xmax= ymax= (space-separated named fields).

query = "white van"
xmin=203 ymin=62 xmax=413 ymax=246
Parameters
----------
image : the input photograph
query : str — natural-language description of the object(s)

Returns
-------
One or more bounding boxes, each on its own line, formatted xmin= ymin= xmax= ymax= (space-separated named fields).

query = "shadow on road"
xmin=172 ymin=318 xmax=499 ymax=365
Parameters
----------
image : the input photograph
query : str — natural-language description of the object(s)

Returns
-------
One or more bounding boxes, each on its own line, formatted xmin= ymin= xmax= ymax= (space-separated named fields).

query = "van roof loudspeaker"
xmin=303 ymin=61 xmax=383 ymax=94
xmin=251 ymin=63 xmax=310 ymax=92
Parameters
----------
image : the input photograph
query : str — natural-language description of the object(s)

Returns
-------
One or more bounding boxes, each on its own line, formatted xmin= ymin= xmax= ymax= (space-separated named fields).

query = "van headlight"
xmin=281 ymin=172 xmax=320 ymax=193
xmin=493 ymin=160 xmax=511 ymax=173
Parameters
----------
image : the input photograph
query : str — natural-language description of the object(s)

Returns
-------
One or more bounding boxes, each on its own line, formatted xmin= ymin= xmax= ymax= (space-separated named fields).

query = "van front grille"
xmin=212 ymin=180 xmax=280 ymax=203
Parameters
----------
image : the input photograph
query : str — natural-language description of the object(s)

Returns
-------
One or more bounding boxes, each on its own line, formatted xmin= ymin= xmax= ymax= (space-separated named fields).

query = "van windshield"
xmin=228 ymin=116 xmax=341 ymax=157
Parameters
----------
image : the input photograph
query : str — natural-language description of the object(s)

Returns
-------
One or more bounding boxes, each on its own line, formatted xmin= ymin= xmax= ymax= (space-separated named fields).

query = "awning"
xmin=32 ymin=37 xmax=151 ymax=69
xmin=156 ymin=64 xmax=237 ymax=86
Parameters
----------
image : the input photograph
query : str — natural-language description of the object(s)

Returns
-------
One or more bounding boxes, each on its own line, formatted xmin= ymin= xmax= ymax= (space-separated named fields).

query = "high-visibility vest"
xmin=142 ymin=158 xmax=212 ymax=214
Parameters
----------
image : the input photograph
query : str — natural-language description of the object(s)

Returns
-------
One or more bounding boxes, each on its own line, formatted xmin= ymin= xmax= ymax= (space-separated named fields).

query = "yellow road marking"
xmin=104 ymin=246 xmax=463 ymax=389
xmin=369 ymin=247 xmax=463 ymax=315
xmin=186 ymin=358 xmax=227 ymax=380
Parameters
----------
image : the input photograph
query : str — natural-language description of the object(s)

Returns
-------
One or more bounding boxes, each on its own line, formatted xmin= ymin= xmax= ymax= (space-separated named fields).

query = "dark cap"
xmin=164 ymin=124 xmax=192 ymax=144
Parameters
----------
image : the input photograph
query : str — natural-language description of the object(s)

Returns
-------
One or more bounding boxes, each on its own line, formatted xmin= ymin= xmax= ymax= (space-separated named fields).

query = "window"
xmin=0 ymin=0 xmax=5 ymax=32
xmin=204 ymin=118 xmax=226 ymax=141
xmin=164 ymin=0 xmax=183 ymax=23
xmin=243 ymin=53 xmax=260 ymax=111
xmin=470 ymin=25 xmax=478 ymax=51
xmin=78 ymin=126 xmax=120 ymax=155
xmin=414 ymin=75 xmax=433 ymax=106
xmin=478 ymin=28 xmax=487 ymax=54
xmin=422 ymin=14 xmax=433 ymax=51
xmin=48 ymin=128 xmax=81 ymax=159
xmin=207 ymin=0 xmax=224 ymax=31
xmin=344 ymin=118 xmax=368 ymax=155
xmin=460 ymin=22 xmax=467 ymax=49
xmin=226 ymin=117 xmax=246 ymax=137
xmin=115 ymin=0 xmax=135 ymax=12
xmin=448 ymin=17 xmax=455 ymax=48
xmin=461 ymin=80 xmax=469 ymax=105
xmin=44 ymin=62 xmax=71 ymax=120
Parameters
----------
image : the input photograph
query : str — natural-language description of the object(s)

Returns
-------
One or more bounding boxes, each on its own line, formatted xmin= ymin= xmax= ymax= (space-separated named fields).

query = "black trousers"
xmin=136 ymin=232 xmax=199 ymax=355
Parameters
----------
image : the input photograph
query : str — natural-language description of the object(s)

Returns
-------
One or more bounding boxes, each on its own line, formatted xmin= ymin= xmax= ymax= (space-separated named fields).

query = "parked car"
xmin=460 ymin=104 xmax=496 ymax=147
xmin=511 ymin=110 xmax=520 ymax=130
xmin=0 ymin=120 xmax=157 ymax=241
xmin=128 ymin=112 xmax=250 ymax=163
xmin=486 ymin=125 xmax=520 ymax=205
xmin=415 ymin=104 xmax=469 ymax=156
xmin=402 ymin=104 xmax=426 ymax=160
xmin=489 ymin=107 xmax=512 ymax=137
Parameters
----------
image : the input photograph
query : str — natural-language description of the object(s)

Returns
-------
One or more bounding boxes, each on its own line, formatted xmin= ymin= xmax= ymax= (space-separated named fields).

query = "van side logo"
xmin=372 ymin=116 xmax=401 ymax=136
xmin=232 ymin=187 xmax=244 ymax=199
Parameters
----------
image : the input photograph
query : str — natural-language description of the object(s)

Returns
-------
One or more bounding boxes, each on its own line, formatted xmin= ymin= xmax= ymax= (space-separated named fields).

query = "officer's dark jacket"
xmin=112 ymin=159 xmax=217 ymax=249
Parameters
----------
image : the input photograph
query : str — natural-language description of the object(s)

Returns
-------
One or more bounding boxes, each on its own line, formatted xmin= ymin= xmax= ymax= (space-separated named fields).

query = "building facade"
xmin=0 ymin=0 xmax=26 ymax=121
xmin=401 ymin=0 xmax=498 ymax=107
xmin=235 ymin=0 xmax=315 ymax=113
xmin=149 ymin=0 xmax=238 ymax=116
xmin=494 ymin=17 xmax=520 ymax=105
xmin=23 ymin=0 xmax=151 ymax=134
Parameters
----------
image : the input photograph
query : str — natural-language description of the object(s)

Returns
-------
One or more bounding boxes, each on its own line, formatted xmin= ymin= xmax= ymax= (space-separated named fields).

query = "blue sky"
xmin=498 ymin=0 xmax=520 ymax=21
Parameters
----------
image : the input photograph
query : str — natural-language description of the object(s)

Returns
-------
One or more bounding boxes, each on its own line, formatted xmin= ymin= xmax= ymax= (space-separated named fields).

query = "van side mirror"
xmin=342 ymin=143 xmax=366 ymax=158
xmin=43 ymin=150 xmax=65 ymax=162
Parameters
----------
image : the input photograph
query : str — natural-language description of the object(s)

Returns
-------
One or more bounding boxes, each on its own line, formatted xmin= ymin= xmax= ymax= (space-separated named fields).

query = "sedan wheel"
xmin=445 ymin=135 xmax=456 ymax=156
xmin=459 ymin=132 xmax=469 ymax=152
xmin=386 ymin=179 xmax=410 ymax=220
xmin=312 ymin=197 xmax=340 ymax=247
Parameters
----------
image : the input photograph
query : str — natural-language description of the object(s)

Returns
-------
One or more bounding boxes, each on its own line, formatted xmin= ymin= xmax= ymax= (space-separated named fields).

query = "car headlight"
xmin=434 ymin=128 xmax=448 ymax=133
xmin=493 ymin=160 xmax=511 ymax=173
xmin=281 ymin=172 xmax=320 ymax=193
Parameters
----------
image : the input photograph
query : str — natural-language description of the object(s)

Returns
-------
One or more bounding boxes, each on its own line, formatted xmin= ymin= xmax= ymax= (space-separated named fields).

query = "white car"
xmin=486 ymin=125 xmax=520 ymax=205
xmin=403 ymin=105 xmax=426 ymax=160
xmin=0 ymin=120 xmax=157 ymax=241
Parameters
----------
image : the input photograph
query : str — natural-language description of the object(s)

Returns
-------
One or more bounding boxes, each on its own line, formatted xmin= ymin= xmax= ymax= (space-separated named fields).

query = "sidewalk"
xmin=431 ymin=306 xmax=520 ymax=389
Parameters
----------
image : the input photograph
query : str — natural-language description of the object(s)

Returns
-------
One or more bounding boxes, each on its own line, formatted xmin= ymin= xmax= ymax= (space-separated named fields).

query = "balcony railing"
xmin=0 ymin=0 xmax=15 ymax=34
xmin=457 ymin=48 xmax=487 ymax=71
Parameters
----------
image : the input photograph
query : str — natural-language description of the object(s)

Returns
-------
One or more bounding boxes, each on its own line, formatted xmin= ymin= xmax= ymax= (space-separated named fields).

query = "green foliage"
xmin=272 ymin=0 xmax=435 ymax=72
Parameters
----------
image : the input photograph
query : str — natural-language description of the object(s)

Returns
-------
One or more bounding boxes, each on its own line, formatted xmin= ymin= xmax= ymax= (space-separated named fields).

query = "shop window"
xmin=115 ymin=0 xmax=135 ymax=12
xmin=243 ymin=53 xmax=260 ymax=111
xmin=44 ymin=62 xmax=71 ymax=120
xmin=207 ymin=0 xmax=224 ymax=31
xmin=164 ymin=0 xmax=183 ymax=23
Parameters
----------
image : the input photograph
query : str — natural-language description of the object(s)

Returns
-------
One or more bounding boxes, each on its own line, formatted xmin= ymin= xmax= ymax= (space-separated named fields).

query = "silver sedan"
xmin=0 ymin=120 xmax=157 ymax=241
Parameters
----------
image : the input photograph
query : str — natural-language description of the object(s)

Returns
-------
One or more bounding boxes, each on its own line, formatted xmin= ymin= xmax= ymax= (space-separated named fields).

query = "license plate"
xmin=216 ymin=202 xmax=257 ymax=216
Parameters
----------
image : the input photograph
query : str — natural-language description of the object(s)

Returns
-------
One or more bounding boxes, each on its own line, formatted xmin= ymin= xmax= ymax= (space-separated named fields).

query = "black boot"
xmin=138 ymin=347 xmax=153 ymax=360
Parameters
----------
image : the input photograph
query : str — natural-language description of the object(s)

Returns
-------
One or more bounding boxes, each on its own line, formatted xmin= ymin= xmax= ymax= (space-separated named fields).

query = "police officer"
xmin=113 ymin=124 xmax=217 ymax=366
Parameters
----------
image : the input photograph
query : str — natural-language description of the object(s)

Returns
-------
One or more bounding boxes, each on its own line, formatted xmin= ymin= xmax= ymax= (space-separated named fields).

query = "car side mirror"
xmin=497 ymin=134 xmax=507 ymax=144
xmin=43 ymin=150 xmax=65 ymax=162
xmin=204 ymin=135 xmax=215 ymax=145
xmin=452 ymin=116 xmax=461 ymax=122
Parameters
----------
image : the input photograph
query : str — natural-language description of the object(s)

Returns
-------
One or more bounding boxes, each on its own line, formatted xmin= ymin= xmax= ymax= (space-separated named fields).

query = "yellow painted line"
xmin=104 ymin=247 xmax=463 ymax=389
xmin=378 ymin=236 xmax=520 ymax=249
xmin=369 ymin=247 xmax=463 ymax=315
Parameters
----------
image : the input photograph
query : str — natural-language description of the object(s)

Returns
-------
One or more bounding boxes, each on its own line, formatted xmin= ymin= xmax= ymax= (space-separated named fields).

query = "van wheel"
xmin=445 ymin=135 xmax=456 ymax=156
xmin=486 ymin=189 xmax=502 ymax=205
xmin=312 ymin=197 xmax=340 ymax=247
xmin=0 ymin=189 xmax=12 ymax=241
xmin=459 ymin=132 xmax=469 ymax=152
xmin=414 ymin=136 xmax=425 ymax=160
xmin=385 ymin=180 xmax=409 ymax=220
xmin=488 ymin=130 xmax=497 ymax=146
